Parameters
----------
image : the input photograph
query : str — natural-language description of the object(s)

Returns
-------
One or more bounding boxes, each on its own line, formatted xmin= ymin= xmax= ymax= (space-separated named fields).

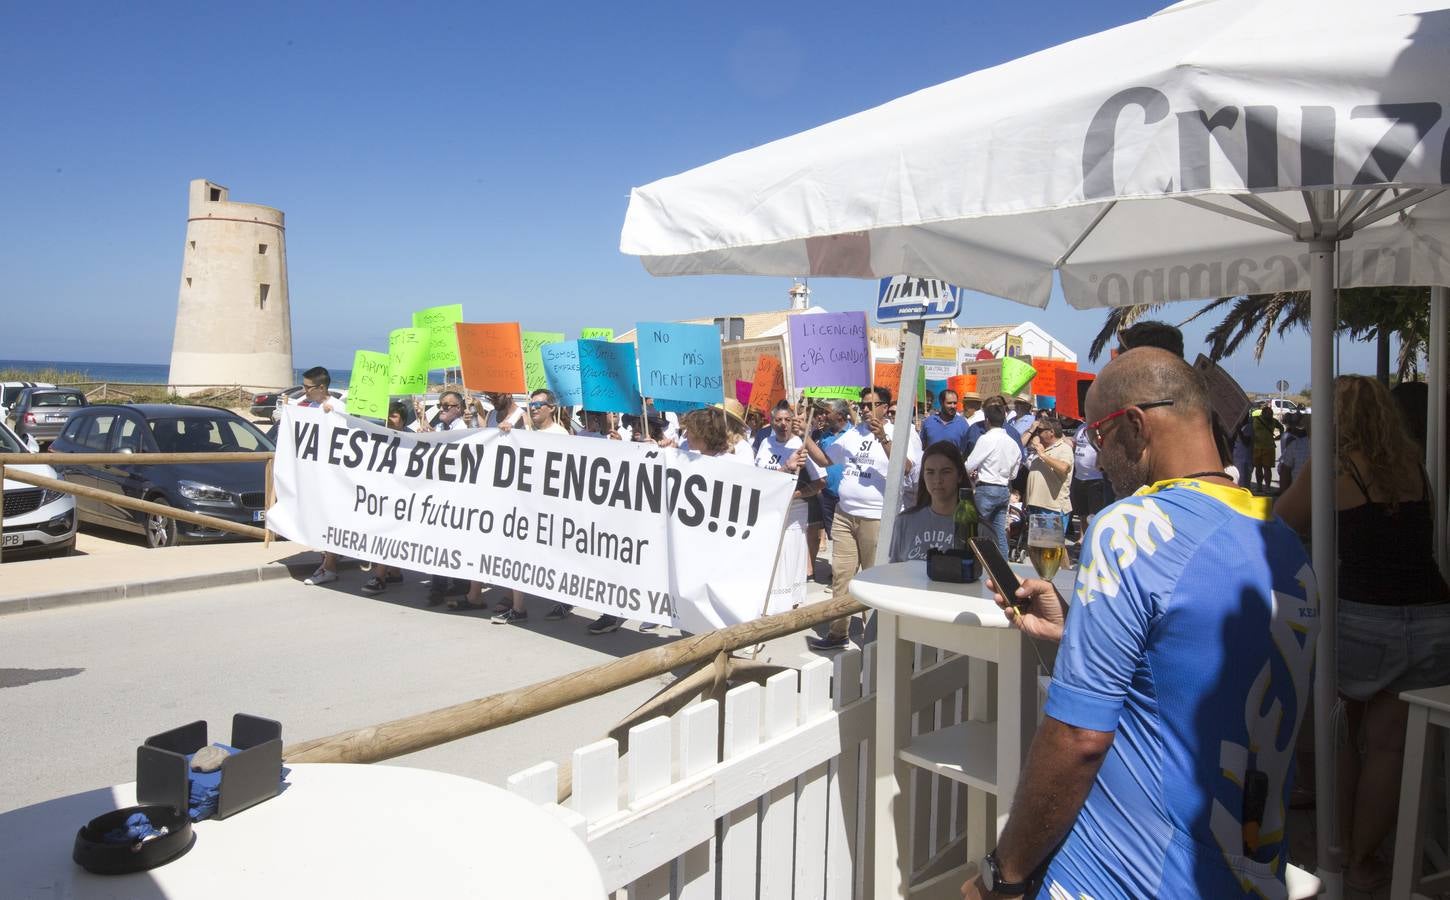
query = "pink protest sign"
xmin=735 ymin=380 xmax=752 ymax=406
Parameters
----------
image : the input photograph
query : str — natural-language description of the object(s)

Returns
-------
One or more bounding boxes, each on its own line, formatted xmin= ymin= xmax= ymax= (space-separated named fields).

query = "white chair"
xmin=1392 ymin=684 xmax=1450 ymax=900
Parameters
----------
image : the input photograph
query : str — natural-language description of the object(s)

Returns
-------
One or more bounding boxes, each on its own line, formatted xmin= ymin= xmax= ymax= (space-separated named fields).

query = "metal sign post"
xmin=874 ymin=320 xmax=923 ymax=568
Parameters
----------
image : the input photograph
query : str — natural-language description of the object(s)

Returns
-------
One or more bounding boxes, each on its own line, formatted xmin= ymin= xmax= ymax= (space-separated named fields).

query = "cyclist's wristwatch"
xmin=980 ymin=851 xmax=1029 ymax=896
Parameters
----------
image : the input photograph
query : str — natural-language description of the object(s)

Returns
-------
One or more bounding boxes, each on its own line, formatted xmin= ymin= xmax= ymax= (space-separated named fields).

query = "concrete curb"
xmin=0 ymin=560 xmax=319 ymax=617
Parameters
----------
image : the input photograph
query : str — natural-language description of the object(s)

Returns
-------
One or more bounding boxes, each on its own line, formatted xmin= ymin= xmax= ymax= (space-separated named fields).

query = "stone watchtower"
xmin=167 ymin=179 xmax=294 ymax=391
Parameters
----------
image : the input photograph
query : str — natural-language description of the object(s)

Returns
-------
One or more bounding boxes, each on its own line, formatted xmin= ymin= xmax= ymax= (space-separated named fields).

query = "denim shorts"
xmin=1338 ymin=598 xmax=1450 ymax=702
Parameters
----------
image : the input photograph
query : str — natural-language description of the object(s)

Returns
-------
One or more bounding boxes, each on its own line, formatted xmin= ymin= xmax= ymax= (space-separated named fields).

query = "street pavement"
xmin=0 ymin=558 xmax=832 ymax=813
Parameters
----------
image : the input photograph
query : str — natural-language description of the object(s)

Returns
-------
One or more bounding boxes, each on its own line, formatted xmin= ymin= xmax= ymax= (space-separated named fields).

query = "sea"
xmin=0 ymin=359 xmax=353 ymax=388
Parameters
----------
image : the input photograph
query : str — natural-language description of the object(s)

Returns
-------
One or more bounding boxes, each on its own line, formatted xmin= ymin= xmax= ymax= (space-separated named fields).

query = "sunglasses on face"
xmin=528 ymin=401 xmax=551 ymax=410
xmin=439 ymin=403 xmax=461 ymax=410
xmin=1086 ymin=399 xmax=1175 ymax=449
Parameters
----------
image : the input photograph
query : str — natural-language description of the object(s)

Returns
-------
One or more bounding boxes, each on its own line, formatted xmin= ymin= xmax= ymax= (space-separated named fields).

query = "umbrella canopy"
xmin=620 ymin=2 xmax=1450 ymax=896
xmin=622 ymin=0 xmax=1450 ymax=308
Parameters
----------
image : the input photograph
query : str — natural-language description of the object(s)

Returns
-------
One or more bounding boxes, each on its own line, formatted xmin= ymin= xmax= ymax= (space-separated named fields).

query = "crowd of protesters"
xmin=287 ymin=318 xmax=1450 ymax=897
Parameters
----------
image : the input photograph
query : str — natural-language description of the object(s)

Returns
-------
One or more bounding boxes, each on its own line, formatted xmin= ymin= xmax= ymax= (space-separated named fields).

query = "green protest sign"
xmin=348 ymin=350 xmax=391 ymax=420
xmin=1001 ymin=356 xmax=1038 ymax=396
xmin=522 ymin=331 xmax=566 ymax=393
xmin=412 ymin=303 xmax=464 ymax=369
xmin=389 ymin=327 xmax=431 ymax=395
xmin=580 ymin=327 xmax=614 ymax=341
xmin=802 ymin=385 xmax=864 ymax=401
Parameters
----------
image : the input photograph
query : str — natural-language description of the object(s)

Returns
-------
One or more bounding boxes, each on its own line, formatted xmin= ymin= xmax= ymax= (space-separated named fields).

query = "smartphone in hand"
xmin=967 ymin=537 xmax=1024 ymax=613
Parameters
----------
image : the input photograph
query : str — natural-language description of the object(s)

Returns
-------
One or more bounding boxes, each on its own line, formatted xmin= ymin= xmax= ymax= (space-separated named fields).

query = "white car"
xmin=1266 ymin=398 xmax=1305 ymax=417
xmin=0 ymin=419 xmax=77 ymax=559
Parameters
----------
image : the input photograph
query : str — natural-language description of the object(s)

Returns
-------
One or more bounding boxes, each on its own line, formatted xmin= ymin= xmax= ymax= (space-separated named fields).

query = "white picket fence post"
xmin=507 ymin=641 xmax=974 ymax=899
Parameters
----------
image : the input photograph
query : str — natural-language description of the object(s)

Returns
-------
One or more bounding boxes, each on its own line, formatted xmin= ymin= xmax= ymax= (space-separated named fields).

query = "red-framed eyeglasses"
xmin=1086 ymin=399 xmax=1175 ymax=449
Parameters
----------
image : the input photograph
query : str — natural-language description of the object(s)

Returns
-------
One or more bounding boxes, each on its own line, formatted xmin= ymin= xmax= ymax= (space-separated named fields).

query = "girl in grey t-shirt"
xmin=889 ymin=441 xmax=967 ymax=562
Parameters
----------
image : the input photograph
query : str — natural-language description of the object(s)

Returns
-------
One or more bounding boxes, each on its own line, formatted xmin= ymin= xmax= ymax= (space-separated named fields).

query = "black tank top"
xmin=1337 ymin=459 xmax=1446 ymax=606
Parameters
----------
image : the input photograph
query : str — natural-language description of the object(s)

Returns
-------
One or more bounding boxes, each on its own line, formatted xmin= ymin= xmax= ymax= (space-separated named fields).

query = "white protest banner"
xmin=267 ymin=405 xmax=796 ymax=631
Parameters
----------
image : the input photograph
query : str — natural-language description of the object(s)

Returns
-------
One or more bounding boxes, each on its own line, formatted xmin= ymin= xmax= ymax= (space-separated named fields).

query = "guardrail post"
xmin=264 ymin=457 xmax=275 ymax=547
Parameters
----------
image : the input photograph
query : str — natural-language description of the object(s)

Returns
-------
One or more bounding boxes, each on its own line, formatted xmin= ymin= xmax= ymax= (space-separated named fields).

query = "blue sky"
xmin=1 ymin=0 xmax=1381 ymax=391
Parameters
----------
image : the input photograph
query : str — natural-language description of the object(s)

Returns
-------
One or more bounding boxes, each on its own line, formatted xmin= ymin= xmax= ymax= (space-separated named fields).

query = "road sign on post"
xmin=1276 ymin=379 xmax=1291 ymax=392
xmin=875 ymin=276 xmax=962 ymax=322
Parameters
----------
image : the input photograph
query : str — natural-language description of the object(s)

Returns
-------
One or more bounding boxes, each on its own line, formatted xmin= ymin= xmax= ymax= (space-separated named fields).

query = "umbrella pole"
xmin=1309 ymin=237 xmax=1342 ymax=897
xmin=872 ymin=317 xmax=921 ymax=898
xmin=1430 ymin=287 xmax=1448 ymax=578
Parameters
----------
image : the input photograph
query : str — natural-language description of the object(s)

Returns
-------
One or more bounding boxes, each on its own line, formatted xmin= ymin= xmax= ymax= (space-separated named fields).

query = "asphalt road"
xmin=1 ymin=573 xmax=816 ymax=813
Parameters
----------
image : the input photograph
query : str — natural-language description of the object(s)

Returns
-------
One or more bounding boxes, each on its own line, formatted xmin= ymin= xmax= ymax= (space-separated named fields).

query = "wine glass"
xmin=1027 ymin=512 xmax=1066 ymax=581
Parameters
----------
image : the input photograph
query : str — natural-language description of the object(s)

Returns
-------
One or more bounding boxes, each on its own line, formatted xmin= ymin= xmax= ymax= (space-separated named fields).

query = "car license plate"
xmin=2 ymin=533 xmax=21 ymax=548
xmin=46 ymin=415 xmax=66 ymax=422
xmin=253 ymin=510 xmax=266 ymax=523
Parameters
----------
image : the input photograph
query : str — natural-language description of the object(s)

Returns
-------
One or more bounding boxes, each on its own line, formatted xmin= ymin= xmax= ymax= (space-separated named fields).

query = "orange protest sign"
xmin=948 ymin=374 xmax=978 ymax=398
xmin=747 ymin=355 xmax=786 ymax=413
xmin=873 ymin=361 xmax=902 ymax=399
xmin=456 ymin=322 xmax=526 ymax=395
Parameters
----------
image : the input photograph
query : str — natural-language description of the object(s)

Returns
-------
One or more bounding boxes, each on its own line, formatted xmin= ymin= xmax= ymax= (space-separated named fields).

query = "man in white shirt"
xmin=965 ymin=400 xmax=1022 ymax=560
xmin=803 ymin=386 xmax=921 ymax=651
xmin=293 ymin=366 xmax=349 ymax=587
xmin=756 ymin=401 xmax=826 ymax=612
xmin=414 ymin=390 xmax=476 ymax=432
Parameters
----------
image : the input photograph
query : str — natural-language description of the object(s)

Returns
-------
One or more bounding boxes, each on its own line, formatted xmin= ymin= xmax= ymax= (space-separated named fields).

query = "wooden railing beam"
xmin=282 ymin=596 xmax=867 ymax=764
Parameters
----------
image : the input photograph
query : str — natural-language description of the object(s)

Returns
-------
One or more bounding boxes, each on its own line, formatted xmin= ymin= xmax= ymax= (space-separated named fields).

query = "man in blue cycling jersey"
xmin=963 ymin=348 xmax=1318 ymax=900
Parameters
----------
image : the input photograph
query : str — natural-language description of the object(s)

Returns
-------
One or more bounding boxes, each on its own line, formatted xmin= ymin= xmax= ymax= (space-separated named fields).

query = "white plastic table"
xmin=0 ymin=763 xmax=606 ymax=898
xmin=852 ymin=560 xmax=1069 ymax=899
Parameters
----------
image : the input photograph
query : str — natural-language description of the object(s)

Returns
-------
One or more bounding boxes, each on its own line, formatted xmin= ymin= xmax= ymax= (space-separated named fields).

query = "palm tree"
xmin=1087 ymin=288 xmax=1433 ymax=383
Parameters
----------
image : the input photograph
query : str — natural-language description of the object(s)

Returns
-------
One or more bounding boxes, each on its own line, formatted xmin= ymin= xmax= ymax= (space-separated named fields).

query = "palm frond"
xmin=1088 ymin=303 xmax=1164 ymax=362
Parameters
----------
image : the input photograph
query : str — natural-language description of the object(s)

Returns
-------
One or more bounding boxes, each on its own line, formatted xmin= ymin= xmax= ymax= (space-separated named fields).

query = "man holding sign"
xmin=803 ymin=385 xmax=920 ymax=651
xmin=754 ymin=401 xmax=825 ymax=612
xmin=288 ymin=367 xmax=347 ymax=588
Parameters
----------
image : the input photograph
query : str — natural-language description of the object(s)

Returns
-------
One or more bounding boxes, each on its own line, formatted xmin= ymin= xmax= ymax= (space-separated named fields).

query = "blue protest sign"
xmin=542 ymin=341 xmax=583 ymax=407
xmin=579 ymin=339 xmax=643 ymax=415
xmin=635 ymin=322 xmax=724 ymax=405
xmin=651 ymin=398 xmax=706 ymax=414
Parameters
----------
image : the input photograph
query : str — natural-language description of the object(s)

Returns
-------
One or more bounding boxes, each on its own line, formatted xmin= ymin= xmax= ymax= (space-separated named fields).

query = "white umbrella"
xmin=621 ymin=0 xmax=1450 ymax=895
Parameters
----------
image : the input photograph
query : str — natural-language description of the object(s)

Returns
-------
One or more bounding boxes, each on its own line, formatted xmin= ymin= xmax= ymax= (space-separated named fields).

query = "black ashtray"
xmin=73 ymin=804 xmax=194 ymax=875
xmin=927 ymin=547 xmax=979 ymax=584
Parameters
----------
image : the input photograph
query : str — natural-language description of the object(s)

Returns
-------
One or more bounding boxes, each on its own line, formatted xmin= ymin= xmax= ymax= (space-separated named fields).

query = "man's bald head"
xmin=1088 ymin=347 xmax=1211 ymax=425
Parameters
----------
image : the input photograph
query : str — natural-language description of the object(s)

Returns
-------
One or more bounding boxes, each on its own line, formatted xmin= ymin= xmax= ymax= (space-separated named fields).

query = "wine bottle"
xmin=953 ymin=486 xmax=978 ymax=549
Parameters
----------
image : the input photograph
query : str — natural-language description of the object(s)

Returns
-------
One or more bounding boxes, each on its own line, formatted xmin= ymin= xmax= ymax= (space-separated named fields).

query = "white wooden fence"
xmin=507 ymin=642 xmax=981 ymax=899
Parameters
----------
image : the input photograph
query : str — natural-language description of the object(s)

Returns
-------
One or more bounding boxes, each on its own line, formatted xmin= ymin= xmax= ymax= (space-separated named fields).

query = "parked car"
xmin=50 ymin=404 xmax=273 ymax=548
xmin=250 ymin=385 xmax=347 ymax=421
xmin=10 ymin=387 xmax=88 ymax=446
xmin=1266 ymin=398 xmax=1304 ymax=417
xmin=0 ymin=418 xmax=77 ymax=559
xmin=1 ymin=380 xmax=56 ymax=420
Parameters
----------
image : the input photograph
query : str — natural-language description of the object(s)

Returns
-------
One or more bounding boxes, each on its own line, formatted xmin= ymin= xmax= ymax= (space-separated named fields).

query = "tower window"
xmin=209 ymin=188 xmax=221 ymax=202
xmin=189 ymin=240 xmax=195 ymax=250
xmin=258 ymin=243 xmax=268 ymax=255
xmin=185 ymin=277 xmax=192 ymax=288
xmin=259 ymin=283 xmax=270 ymax=310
